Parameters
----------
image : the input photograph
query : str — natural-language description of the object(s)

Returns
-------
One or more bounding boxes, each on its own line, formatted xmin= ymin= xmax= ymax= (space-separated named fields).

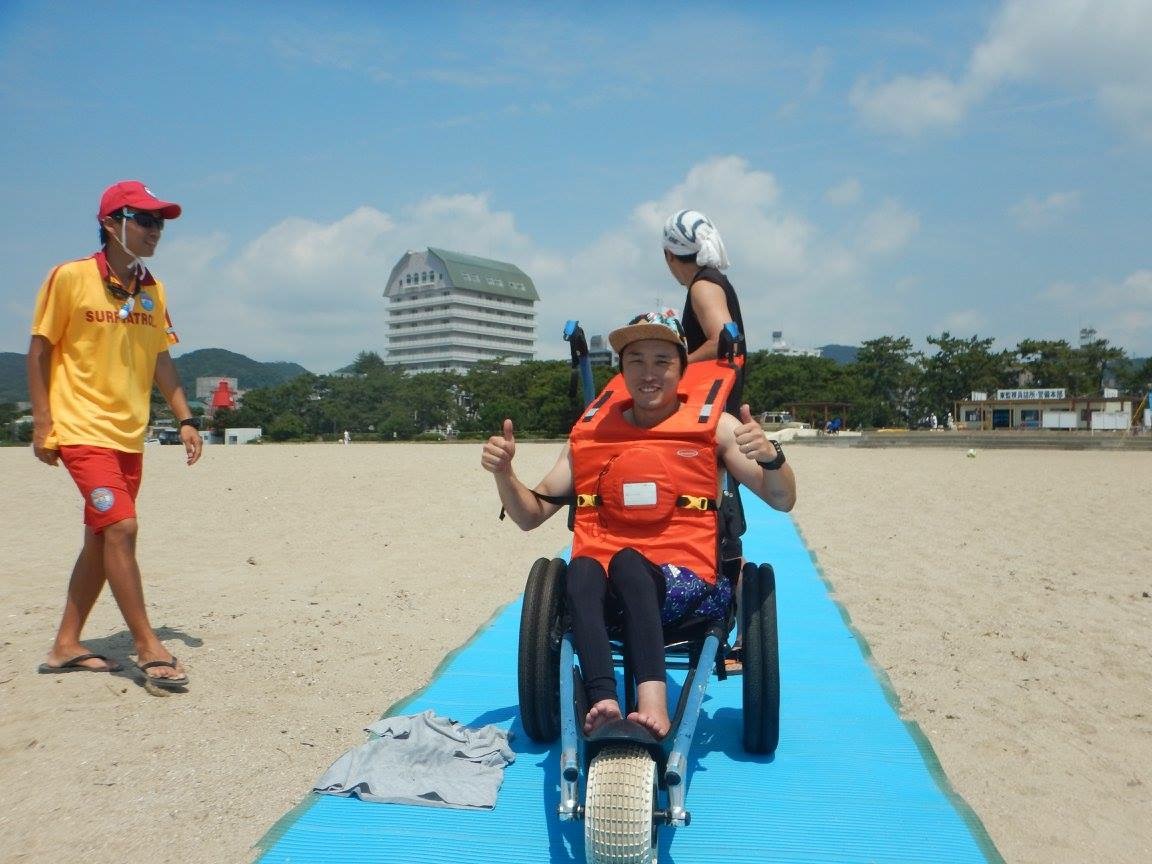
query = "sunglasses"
xmin=113 ymin=209 xmax=165 ymax=230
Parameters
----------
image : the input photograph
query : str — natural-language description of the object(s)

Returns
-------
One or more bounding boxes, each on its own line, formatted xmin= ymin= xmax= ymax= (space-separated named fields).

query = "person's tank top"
xmin=682 ymin=266 xmax=745 ymax=353
xmin=683 ymin=266 xmax=746 ymax=411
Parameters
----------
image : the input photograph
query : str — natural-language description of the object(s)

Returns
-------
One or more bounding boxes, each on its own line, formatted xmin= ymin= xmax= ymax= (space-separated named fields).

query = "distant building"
xmin=224 ymin=427 xmax=262 ymax=445
xmin=953 ymin=388 xmax=1137 ymax=431
xmin=194 ymin=376 xmax=243 ymax=418
xmin=195 ymin=376 xmax=239 ymax=401
xmin=768 ymin=330 xmax=820 ymax=358
xmin=383 ymin=247 xmax=539 ymax=373
xmin=589 ymin=334 xmax=613 ymax=367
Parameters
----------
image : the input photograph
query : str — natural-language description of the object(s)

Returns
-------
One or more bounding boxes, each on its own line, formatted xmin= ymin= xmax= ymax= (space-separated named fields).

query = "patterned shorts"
xmin=659 ymin=563 xmax=732 ymax=625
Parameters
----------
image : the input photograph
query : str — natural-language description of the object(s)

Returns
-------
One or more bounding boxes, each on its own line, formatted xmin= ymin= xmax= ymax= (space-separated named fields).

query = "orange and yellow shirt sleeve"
xmin=30 ymin=255 xmax=173 ymax=453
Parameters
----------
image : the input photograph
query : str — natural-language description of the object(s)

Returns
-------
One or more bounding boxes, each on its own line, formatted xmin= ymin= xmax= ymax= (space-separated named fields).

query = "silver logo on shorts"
xmin=90 ymin=487 xmax=116 ymax=512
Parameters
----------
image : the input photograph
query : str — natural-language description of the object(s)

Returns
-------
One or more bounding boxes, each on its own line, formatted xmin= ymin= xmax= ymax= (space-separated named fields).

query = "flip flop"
xmin=136 ymin=658 xmax=190 ymax=689
xmin=38 ymin=652 xmax=123 ymax=674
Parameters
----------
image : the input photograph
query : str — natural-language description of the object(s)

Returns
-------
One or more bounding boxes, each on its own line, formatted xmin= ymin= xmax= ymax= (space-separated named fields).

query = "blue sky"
xmin=1 ymin=0 xmax=1149 ymax=372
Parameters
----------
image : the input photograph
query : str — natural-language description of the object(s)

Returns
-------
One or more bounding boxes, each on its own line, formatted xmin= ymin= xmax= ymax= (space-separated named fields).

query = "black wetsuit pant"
xmin=565 ymin=549 xmax=667 ymax=706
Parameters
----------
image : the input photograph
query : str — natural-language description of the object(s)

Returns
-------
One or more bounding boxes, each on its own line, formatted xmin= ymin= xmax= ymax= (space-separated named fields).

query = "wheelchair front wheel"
xmin=584 ymin=743 xmax=659 ymax=864
xmin=741 ymin=562 xmax=780 ymax=754
xmin=517 ymin=557 xmax=566 ymax=742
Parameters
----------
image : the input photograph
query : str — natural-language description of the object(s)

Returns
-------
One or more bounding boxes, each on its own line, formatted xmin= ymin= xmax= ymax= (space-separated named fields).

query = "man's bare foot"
xmin=39 ymin=647 xmax=121 ymax=673
xmin=626 ymin=710 xmax=671 ymax=739
xmin=584 ymin=699 xmax=623 ymax=735
xmin=630 ymin=680 xmax=671 ymax=738
xmin=133 ymin=650 xmax=187 ymax=683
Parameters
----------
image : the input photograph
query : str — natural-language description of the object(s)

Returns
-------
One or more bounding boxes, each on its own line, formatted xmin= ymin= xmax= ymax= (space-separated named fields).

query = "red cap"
xmin=98 ymin=180 xmax=182 ymax=220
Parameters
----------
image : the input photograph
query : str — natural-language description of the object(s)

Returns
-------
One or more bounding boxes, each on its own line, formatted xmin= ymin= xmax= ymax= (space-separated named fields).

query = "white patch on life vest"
xmin=676 ymin=449 xmax=699 ymax=458
xmin=622 ymin=482 xmax=658 ymax=507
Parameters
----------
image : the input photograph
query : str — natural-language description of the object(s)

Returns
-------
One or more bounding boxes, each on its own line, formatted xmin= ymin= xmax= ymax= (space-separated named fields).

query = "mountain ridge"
xmin=0 ymin=348 xmax=311 ymax=404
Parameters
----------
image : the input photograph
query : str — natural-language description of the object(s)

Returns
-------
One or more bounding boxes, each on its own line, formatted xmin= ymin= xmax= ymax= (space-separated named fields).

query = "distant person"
xmin=483 ymin=311 xmax=795 ymax=738
xmin=343 ymin=429 xmax=351 ymax=445
xmin=27 ymin=180 xmax=202 ymax=688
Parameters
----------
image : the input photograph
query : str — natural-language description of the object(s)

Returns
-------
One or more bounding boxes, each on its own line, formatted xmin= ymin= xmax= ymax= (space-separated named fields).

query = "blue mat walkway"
xmin=255 ymin=499 xmax=1004 ymax=863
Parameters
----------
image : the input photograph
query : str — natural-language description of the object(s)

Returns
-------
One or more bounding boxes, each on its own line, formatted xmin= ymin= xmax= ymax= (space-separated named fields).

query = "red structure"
xmin=210 ymin=379 xmax=236 ymax=412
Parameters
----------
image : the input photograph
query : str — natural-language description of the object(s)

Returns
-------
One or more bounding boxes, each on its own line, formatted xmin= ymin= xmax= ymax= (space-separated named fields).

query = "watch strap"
xmin=757 ymin=440 xmax=785 ymax=470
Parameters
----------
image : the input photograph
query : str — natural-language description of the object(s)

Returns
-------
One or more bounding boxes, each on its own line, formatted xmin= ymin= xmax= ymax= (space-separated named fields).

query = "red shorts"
xmin=59 ymin=445 xmax=143 ymax=532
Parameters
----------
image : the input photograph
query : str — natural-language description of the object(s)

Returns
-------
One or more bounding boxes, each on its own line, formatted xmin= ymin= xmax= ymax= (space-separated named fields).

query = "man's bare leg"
xmin=44 ymin=528 xmax=116 ymax=671
xmin=101 ymin=519 xmax=185 ymax=681
xmin=627 ymin=680 xmax=671 ymax=739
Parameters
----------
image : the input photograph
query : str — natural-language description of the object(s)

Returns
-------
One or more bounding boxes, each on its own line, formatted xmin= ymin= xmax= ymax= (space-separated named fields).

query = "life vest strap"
xmin=698 ymin=379 xmax=724 ymax=423
xmin=502 ymin=491 xmax=714 ymax=519
xmin=498 ymin=489 xmax=577 ymax=521
xmin=567 ymin=491 xmax=716 ymax=511
xmin=676 ymin=494 xmax=718 ymax=511
xmin=581 ymin=390 xmax=615 ymax=423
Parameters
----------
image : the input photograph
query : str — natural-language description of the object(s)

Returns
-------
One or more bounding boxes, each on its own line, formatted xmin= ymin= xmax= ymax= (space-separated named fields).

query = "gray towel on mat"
xmin=313 ymin=709 xmax=516 ymax=809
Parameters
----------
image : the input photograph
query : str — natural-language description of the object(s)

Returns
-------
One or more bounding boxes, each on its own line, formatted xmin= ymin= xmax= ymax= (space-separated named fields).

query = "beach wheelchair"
xmin=516 ymin=323 xmax=780 ymax=863
xmin=517 ymin=556 xmax=779 ymax=863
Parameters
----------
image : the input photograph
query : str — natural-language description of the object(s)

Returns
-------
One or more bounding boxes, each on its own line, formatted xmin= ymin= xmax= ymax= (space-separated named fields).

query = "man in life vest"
xmin=482 ymin=310 xmax=796 ymax=739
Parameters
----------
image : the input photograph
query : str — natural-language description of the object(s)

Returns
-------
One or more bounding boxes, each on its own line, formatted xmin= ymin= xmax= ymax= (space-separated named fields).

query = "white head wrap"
xmin=661 ymin=209 xmax=730 ymax=270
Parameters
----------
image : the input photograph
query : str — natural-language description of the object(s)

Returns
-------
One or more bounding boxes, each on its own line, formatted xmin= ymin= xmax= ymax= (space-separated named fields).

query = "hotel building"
xmin=383 ymin=247 xmax=538 ymax=373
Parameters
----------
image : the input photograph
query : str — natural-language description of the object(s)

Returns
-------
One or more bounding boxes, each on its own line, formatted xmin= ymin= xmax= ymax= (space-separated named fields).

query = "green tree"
xmin=1015 ymin=338 xmax=1126 ymax=396
xmin=1076 ymin=335 xmax=1127 ymax=394
xmin=852 ymin=336 xmax=920 ymax=428
xmin=350 ymin=350 xmax=387 ymax=376
xmin=0 ymin=401 xmax=18 ymax=443
xmin=267 ymin=412 xmax=306 ymax=441
xmin=917 ymin=332 xmax=1014 ymax=421
xmin=459 ymin=360 xmax=585 ymax=437
xmin=1115 ymin=356 xmax=1152 ymax=397
xmin=743 ymin=353 xmax=860 ymax=425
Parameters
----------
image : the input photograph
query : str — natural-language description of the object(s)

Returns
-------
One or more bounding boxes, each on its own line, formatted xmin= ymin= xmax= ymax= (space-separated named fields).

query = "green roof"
xmin=427 ymin=247 xmax=539 ymax=302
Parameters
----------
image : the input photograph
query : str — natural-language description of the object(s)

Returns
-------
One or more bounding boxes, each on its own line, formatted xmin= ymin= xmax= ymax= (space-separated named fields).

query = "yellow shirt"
xmin=30 ymin=252 xmax=177 ymax=452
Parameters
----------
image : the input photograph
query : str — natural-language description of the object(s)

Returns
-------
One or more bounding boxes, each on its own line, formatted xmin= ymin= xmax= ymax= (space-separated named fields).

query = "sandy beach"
xmin=1 ymin=442 xmax=1149 ymax=863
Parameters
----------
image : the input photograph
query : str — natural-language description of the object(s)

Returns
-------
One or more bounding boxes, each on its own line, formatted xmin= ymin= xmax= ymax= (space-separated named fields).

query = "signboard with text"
xmin=996 ymin=388 xmax=1067 ymax=401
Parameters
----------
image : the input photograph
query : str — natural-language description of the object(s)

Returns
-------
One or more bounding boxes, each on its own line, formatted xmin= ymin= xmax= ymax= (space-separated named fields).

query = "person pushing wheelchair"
xmin=482 ymin=310 xmax=796 ymax=739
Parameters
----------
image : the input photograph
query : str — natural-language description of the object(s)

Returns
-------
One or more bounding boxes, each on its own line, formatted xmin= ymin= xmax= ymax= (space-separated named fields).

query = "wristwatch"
xmin=757 ymin=440 xmax=786 ymax=471
xmin=179 ymin=417 xmax=201 ymax=430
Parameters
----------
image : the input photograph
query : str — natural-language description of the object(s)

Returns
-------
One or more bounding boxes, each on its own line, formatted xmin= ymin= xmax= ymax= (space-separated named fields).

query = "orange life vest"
xmin=569 ymin=359 xmax=737 ymax=585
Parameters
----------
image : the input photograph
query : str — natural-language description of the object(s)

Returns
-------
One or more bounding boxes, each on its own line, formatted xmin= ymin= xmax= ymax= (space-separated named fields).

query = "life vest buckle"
xmin=677 ymin=495 xmax=714 ymax=511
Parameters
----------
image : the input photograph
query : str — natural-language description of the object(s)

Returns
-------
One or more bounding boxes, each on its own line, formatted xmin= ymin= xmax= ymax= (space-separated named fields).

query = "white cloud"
xmin=540 ymin=157 xmax=924 ymax=357
xmin=1011 ymin=191 xmax=1080 ymax=230
xmin=851 ymin=74 xmax=973 ymax=136
xmin=166 ymin=157 xmax=929 ymax=371
xmin=167 ymin=197 xmax=538 ymax=371
xmin=852 ymin=0 xmax=1152 ymax=141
